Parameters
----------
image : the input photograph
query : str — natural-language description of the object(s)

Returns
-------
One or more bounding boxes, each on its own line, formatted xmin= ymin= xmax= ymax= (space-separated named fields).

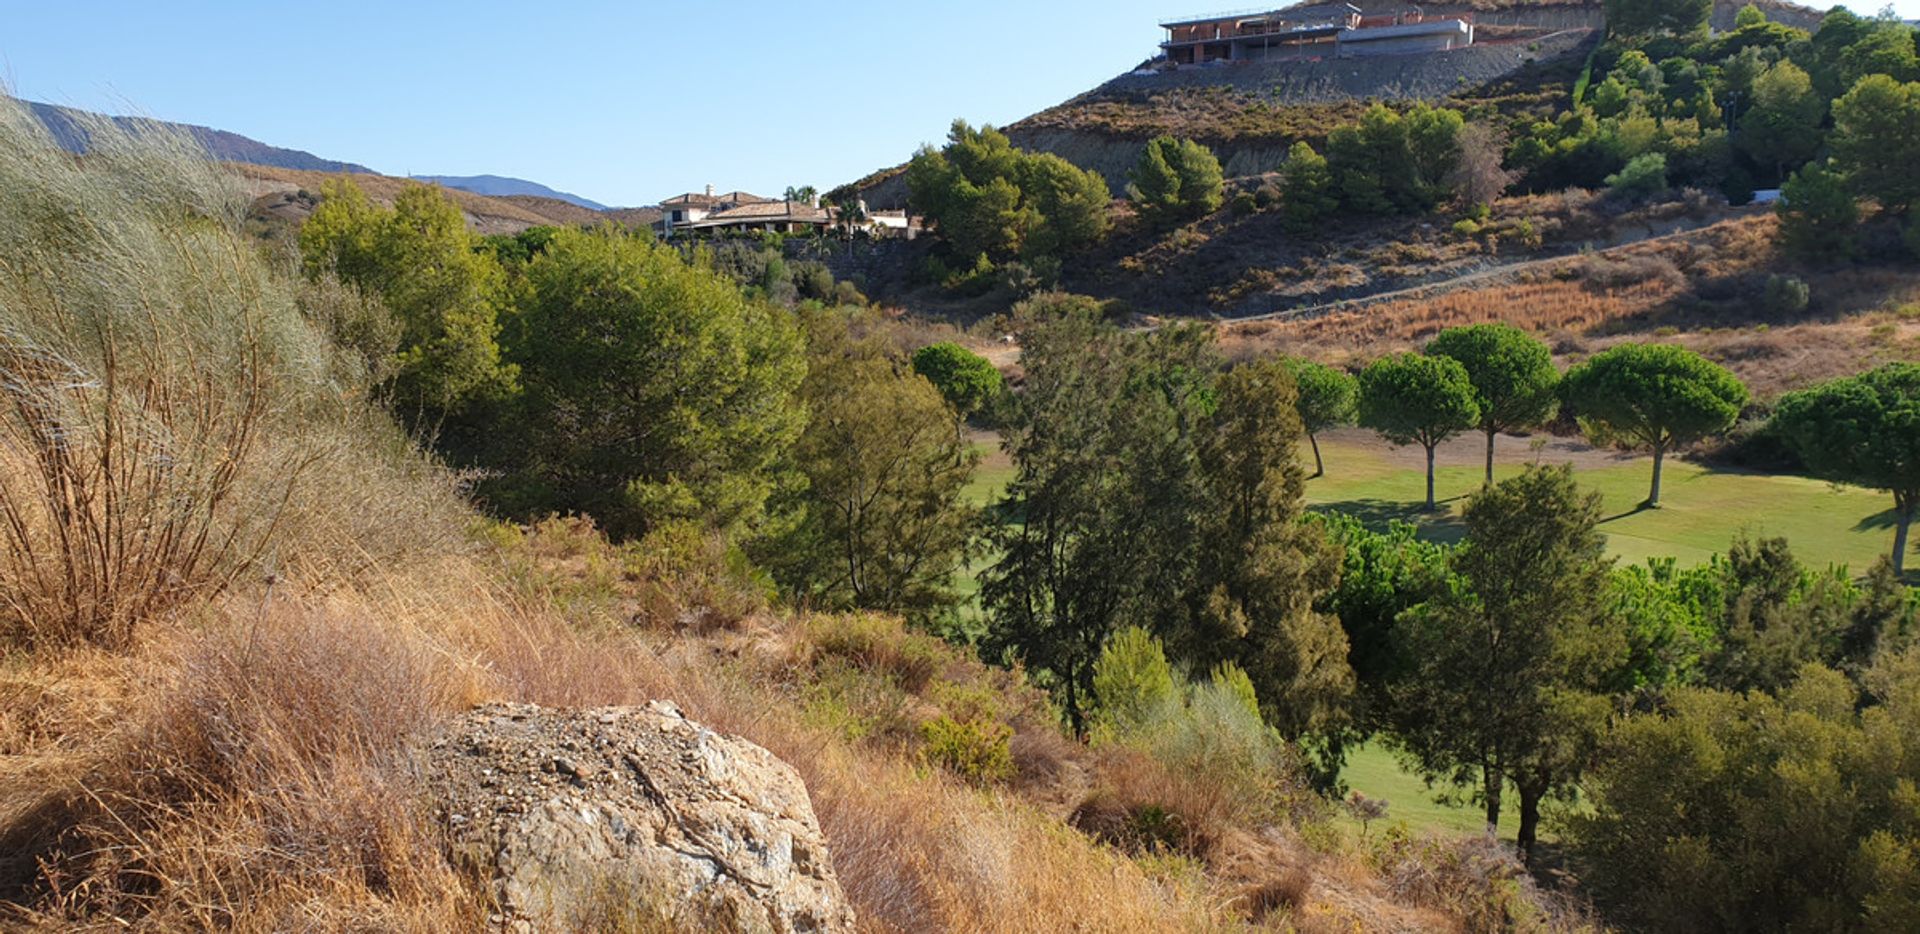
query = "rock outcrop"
xmin=425 ymin=701 xmax=854 ymax=933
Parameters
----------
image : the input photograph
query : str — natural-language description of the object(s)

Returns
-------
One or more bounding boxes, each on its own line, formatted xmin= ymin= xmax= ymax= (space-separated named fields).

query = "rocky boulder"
xmin=424 ymin=700 xmax=855 ymax=933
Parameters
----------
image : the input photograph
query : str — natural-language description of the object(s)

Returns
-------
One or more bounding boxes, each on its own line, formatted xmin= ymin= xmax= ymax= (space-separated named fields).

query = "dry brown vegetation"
xmin=1218 ymin=214 xmax=1920 ymax=398
xmin=233 ymin=163 xmax=594 ymax=234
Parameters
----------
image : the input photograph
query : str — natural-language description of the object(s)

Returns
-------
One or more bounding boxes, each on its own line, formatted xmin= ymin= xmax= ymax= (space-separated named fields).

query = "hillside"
xmin=412 ymin=173 xmax=611 ymax=210
xmin=26 ymin=99 xmax=373 ymax=173
xmin=233 ymin=163 xmax=615 ymax=236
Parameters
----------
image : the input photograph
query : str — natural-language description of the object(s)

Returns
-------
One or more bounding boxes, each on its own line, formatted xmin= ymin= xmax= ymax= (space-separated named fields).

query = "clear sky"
xmin=4 ymin=1 xmax=1917 ymax=207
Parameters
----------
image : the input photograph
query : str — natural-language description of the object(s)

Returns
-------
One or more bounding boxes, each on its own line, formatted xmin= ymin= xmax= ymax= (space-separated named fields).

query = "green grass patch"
xmin=1338 ymin=741 xmax=1518 ymax=837
xmin=1305 ymin=436 xmax=1899 ymax=574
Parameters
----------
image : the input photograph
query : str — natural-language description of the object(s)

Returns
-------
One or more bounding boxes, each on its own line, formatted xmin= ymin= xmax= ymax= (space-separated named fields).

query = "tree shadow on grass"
xmin=1311 ymin=497 xmax=1469 ymax=545
xmin=1850 ymin=505 xmax=1903 ymax=532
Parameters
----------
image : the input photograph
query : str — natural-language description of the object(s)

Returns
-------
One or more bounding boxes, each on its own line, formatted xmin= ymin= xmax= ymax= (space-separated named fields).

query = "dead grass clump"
xmin=0 ymin=602 xmax=477 ymax=928
xmin=1575 ymin=253 xmax=1685 ymax=293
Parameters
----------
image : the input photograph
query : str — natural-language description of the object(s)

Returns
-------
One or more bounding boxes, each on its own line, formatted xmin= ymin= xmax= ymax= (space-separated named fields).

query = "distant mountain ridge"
xmin=412 ymin=174 xmax=609 ymax=211
xmin=27 ymin=101 xmax=617 ymax=210
xmin=27 ymin=100 xmax=373 ymax=174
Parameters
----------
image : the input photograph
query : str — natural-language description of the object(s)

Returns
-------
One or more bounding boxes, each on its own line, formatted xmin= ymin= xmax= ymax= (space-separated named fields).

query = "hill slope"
xmin=27 ymin=100 xmax=372 ymax=173
xmin=412 ymin=173 xmax=609 ymax=210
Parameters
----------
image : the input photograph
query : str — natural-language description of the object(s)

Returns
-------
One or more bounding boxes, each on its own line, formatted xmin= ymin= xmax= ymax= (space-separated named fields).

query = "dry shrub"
xmin=0 ymin=96 xmax=465 ymax=652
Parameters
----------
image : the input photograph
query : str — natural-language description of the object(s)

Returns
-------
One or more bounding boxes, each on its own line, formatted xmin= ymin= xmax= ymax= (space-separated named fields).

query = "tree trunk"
xmin=1647 ymin=441 xmax=1666 ymax=508
xmin=1484 ymin=428 xmax=1496 ymax=487
xmin=1894 ymin=494 xmax=1913 ymax=577
xmin=1482 ymin=767 xmax=1503 ymax=832
xmin=1425 ymin=443 xmax=1438 ymax=511
xmin=1517 ymin=783 xmax=1544 ymax=862
xmin=1309 ymin=431 xmax=1325 ymax=479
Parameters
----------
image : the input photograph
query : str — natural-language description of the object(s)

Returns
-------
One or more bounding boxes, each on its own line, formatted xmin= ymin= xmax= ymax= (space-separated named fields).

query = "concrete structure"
xmin=1336 ymin=17 xmax=1474 ymax=58
xmin=1159 ymin=4 xmax=1474 ymax=64
xmin=1161 ymin=4 xmax=1359 ymax=64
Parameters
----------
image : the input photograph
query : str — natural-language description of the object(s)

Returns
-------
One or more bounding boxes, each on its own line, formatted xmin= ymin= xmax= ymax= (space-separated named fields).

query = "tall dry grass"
xmin=0 ymin=96 xmax=465 ymax=650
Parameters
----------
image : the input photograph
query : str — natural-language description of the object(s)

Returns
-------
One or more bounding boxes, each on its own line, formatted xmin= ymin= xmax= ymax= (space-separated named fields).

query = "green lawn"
xmin=1305 ymin=435 xmax=1902 ymax=574
xmin=1338 ymin=741 xmax=1518 ymax=837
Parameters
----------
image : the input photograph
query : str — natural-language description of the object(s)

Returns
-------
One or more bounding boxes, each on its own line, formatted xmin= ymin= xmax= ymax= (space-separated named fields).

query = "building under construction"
xmin=1159 ymin=4 xmax=1475 ymax=64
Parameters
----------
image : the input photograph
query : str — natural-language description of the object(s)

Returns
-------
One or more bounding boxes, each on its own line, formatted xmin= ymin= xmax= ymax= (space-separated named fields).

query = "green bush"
xmin=1762 ymin=274 xmax=1810 ymax=316
xmin=911 ymin=342 xmax=1006 ymax=419
xmin=1090 ymin=626 xmax=1177 ymax=739
xmin=1605 ymin=152 xmax=1669 ymax=200
xmin=806 ymin=612 xmax=946 ymax=693
xmin=919 ymin=714 xmax=1015 ymax=784
xmin=1229 ymin=190 xmax=1258 ymax=216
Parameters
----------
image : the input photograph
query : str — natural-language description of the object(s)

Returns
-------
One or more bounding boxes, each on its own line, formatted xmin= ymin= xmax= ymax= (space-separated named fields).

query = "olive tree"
xmin=1560 ymin=344 xmax=1747 ymax=508
xmin=1357 ymin=353 xmax=1480 ymax=510
xmin=1774 ymin=363 xmax=1920 ymax=575
xmin=1426 ymin=324 xmax=1560 ymax=486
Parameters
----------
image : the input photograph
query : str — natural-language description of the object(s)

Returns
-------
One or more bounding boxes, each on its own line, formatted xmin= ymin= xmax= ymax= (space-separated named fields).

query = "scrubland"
xmin=0 ymin=101 xmax=1584 ymax=932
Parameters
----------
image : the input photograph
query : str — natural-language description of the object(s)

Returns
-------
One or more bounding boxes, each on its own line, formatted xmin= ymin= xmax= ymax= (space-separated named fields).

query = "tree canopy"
xmin=1425 ymin=324 xmax=1560 ymax=486
xmin=500 ymin=227 xmax=805 ymax=538
xmin=1128 ymin=136 xmax=1225 ymax=226
xmin=297 ymin=180 xmax=516 ymax=419
xmin=1391 ymin=465 xmax=1623 ymax=857
xmin=1774 ymin=363 xmax=1920 ymax=575
xmin=905 ymin=120 xmax=1111 ymax=264
xmin=1356 ymin=353 xmax=1480 ymax=510
xmin=911 ymin=341 xmax=1005 ymax=420
xmin=1279 ymin=357 xmax=1357 ymax=478
xmin=1560 ymin=344 xmax=1748 ymax=507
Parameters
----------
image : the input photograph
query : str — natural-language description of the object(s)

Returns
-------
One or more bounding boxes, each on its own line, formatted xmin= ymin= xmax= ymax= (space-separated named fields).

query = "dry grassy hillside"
xmin=1217 ymin=213 xmax=1920 ymax=399
xmin=234 ymin=163 xmax=597 ymax=234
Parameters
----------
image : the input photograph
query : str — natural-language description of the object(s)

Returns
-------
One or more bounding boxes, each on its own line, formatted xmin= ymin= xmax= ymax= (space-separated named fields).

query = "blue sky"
xmin=4 ymin=1 xmax=1917 ymax=207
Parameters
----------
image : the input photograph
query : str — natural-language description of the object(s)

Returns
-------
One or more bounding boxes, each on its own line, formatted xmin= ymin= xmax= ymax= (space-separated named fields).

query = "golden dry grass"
xmin=1219 ymin=214 xmax=1920 ymax=399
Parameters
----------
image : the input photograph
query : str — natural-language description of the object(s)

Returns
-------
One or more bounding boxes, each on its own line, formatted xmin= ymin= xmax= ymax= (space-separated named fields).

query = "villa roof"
xmin=686 ymin=200 xmax=830 ymax=228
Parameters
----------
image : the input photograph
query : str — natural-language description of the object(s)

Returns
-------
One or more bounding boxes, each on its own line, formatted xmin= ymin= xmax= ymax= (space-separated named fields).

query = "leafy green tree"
xmin=1279 ymin=357 xmax=1356 ymax=477
xmin=1560 ymin=344 xmax=1748 ymax=508
xmin=1734 ymin=3 xmax=1766 ymax=29
xmin=1182 ymin=360 xmax=1351 ymax=743
xmin=981 ymin=296 xmax=1219 ymax=734
xmin=505 ymin=227 xmax=805 ymax=538
xmin=1022 ymin=152 xmax=1114 ymax=258
xmin=768 ymin=310 xmax=979 ymax=618
xmin=1277 ymin=141 xmax=1338 ymax=232
xmin=905 ymin=120 xmax=1110 ymax=264
xmin=1701 ymin=536 xmax=1855 ymax=694
xmin=1739 ymin=61 xmax=1826 ymax=181
xmin=1605 ymin=0 xmax=1710 ymax=39
xmin=1574 ymin=660 xmax=1920 ymax=931
xmin=1390 ymin=466 xmax=1624 ymax=858
xmin=1326 ymin=104 xmax=1463 ymax=215
xmin=1777 ymin=161 xmax=1860 ymax=260
xmin=1128 ymin=136 xmax=1225 ymax=226
xmin=911 ymin=342 xmax=1005 ymax=420
xmin=1831 ymin=74 xmax=1920 ymax=214
xmin=298 ymin=179 xmax=516 ymax=418
xmin=1425 ymin=324 xmax=1560 ymax=486
xmin=1774 ymin=363 xmax=1920 ymax=575
xmin=1838 ymin=22 xmax=1920 ymax=88
xmin=1356 ymin=353 xmax=1480 ymax=510
xmin=1312 ymin=514 xmax=1458 ymax=737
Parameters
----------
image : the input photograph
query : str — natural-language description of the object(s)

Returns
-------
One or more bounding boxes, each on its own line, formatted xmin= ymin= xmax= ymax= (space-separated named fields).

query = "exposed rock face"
xmin=425 ymin=701 xmax=854 ymax=933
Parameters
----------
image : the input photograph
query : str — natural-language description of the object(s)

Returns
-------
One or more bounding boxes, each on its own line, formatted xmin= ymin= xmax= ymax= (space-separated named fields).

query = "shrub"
xmin=1451 ymin=218 xmax=1482 ymax=237
xmin=1605 ymin=152 xmax=1669 ymax=201
xmin=804 ymin=612 xmax=945 ymax=693
xmin=919 ymin=715 xmax=1015 ymax=784
xmin=1230 ymin=190 xmax=1258 ymax=216
xmin=911 ymin=342 xmax=1005 ymax=419
xmin=0 ymin=99 xmax=436 ymax=651
xmin=1762 ymin=274 xmax=1810 ymax=316
xmin=1090 ymin=626 xmax=1177 ymax=739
